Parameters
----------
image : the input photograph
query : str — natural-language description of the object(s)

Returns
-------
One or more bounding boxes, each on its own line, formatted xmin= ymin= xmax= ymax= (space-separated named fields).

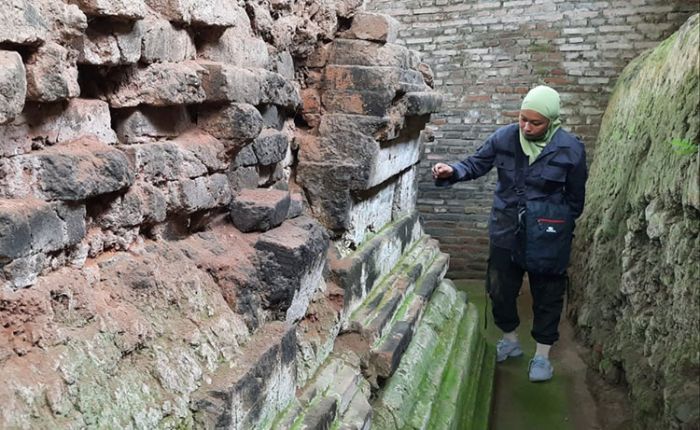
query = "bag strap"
xmin=514 ymin=139 xmax=527 ymax=219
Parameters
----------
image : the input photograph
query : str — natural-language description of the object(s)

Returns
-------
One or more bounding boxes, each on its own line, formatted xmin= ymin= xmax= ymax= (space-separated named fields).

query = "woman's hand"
xmin=432 ymin=163 xmax=454 ymax=179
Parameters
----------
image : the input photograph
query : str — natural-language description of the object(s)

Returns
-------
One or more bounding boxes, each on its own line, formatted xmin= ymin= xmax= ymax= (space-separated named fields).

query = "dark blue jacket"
xmin=438 ymin=123 xmax=587 ymax=250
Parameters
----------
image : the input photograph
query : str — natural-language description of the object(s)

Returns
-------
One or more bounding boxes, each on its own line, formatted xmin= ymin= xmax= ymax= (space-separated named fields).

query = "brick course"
xmin=367 ymin=0 xmax=698 ymax=279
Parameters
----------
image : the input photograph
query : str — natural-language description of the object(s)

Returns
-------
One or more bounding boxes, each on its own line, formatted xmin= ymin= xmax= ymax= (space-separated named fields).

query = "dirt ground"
xmin=455 ymin=280 xmax=633 ymax=430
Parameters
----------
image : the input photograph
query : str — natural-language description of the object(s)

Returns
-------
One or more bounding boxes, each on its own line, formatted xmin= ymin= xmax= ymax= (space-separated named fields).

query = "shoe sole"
xmin=496 ymin=348 xmax=523 ymax=363
xmin=529 ymin=374 xmax=553 ymax=382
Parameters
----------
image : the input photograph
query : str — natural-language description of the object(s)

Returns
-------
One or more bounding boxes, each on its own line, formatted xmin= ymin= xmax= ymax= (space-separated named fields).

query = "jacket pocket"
xmin=513 ymin=200 xmax=573 ymax=274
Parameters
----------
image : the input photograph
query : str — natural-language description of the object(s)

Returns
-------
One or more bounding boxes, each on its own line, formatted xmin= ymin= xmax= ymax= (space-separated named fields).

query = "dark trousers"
xmin=487 ymin=245 xmax=567 ymax=345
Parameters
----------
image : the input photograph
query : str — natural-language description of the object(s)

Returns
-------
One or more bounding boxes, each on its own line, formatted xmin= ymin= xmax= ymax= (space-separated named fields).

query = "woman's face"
xmin=519 ymin=109 xmax=550 ymax=140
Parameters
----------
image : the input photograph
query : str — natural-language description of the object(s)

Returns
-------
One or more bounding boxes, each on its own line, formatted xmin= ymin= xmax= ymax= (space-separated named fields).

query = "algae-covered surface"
xmin=455 ymin=279 xmax=601 ymax=430
xmin=568 ymin=13 xmax=699 ymax=429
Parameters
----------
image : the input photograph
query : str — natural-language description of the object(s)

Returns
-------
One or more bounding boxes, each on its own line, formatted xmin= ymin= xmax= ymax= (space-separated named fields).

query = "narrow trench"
xmin=455 ymin=279 xmax=633 ymax=430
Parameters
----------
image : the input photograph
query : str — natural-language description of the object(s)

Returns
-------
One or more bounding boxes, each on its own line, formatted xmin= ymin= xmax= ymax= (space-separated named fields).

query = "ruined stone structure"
xmin=569 ymin=15 xmax=699 ymax=430
xmin=0 ymin=0 xmax=494 ymax=428
xmin=367 ymin=0 xmax=698 ymax=279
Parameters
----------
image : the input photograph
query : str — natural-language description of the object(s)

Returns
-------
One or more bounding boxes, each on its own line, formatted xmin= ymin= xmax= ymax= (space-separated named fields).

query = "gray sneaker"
xmin=496 ymin=338 xmax=523 ymax=362
xmin=528 ymin=355 xmax=554 ymax=382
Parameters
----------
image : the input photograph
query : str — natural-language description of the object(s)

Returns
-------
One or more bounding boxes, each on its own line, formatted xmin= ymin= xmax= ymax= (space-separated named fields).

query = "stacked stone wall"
xmin=367 ymin=0 xmax=699 ymax=279
xmin=1 ymin=1 xmax=494 ymax=428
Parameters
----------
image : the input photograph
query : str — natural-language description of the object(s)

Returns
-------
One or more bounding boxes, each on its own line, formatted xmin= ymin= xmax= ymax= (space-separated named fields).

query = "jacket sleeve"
xmin=435 ymin=135 xmax=497 ymax=187
xmin=565 ymin=148 xmax=588 ymax=219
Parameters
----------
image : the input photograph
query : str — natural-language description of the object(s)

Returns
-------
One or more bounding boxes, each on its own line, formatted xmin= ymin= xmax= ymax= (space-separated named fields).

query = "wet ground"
xmin=455 ymin=279 xmax=633 ymax=430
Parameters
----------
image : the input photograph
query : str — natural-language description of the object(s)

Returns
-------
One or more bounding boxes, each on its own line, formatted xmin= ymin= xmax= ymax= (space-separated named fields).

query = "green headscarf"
xmin=519 ymin=85 xmax=561 ymax=164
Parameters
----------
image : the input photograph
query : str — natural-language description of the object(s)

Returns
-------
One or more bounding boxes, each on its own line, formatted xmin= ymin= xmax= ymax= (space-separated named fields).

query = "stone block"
xmin=198 ymin=62 xmax=299 ymax=110
xmin=8 ymin=137 xmax=134 ymax=201
xmin=261 ymin=71 xmax=301 ymax=111
xmin=252 ymin=129 xmax=288 ymax=166
xmin=166 ymin=173 xmax=232 ymax=213
xmin=233 ymin=145 xmax=257 ymax=167
xmin=26 ymin=99 xmax=117 ymax=145
xmin=139 ymin=17 xmax=196 ymax=63
xmin=0 ymin=198 xmax=85 ymax=261
xmin=330 ymin=212 xmax=421 ymax=311
xmin=198 ymin=27 xmax=269 ymax=69
xmin=198 ymin=103 xmax=263 ymax=149
xmin=25 ymin=42 xmax=80 ymax=103
xmin=230 ymin=188 xmax=290 ymax=233
xmin=271 ymin=51 xmax=295 ymax=80
xmin=343 ymin=12 xmax=400 ymax=43
xmin=324 ymin=65 xmax=423 ymax=93
xmin=322 ymin=89 xmax=395 ymax=116
xmin=0 ymin=0 xmax=48 ymax=46
xmin=123 ymin=141 xmax=208 ymax=184
xmin=1 ymin=99 xmax=117 ymax=157
xmin=66 ymin=0 xmax=146 ymax=19
xmin=227 ymin=166 xmax=259 ymax=192
xmin=392 ymin=166 xmax=418 ymax=220
xmin=172 ymin=130 xmax=227 ymax=172
xmin=106 ymin=62 xmax=206 ymax=108
xmin=97 ymin=181 xmax=167 ymax=228
xmin=191 ymin=322 xmax=296 ymax=429
xmin=329 ymin=40 xmax=416 ymax=68
xmin=113 ymin=106 xmax=192 ymax=144
xmin=343 ymin=181 xmax=395 ymax=248
xmin=403 ymin=91 xmax=443 ymax=116
xmin=144 ymin=0 xmax=245 ymax=27
xmin=288 ymin=192 xmax=305 ymax=219
xmin=319 ymin=113 xmax=399 ymax=141
xmin=254 ymin=216 xmax=329 ymax=322
xmin=197 ymin=61 xmax=263 ymax=104
xmin=78 ymin=20 xmax=143 ymax=66
xmin=0 ymin=51 xmax=26 ymax=124
xmin=334 ymin=0 xmax=364 ymax=18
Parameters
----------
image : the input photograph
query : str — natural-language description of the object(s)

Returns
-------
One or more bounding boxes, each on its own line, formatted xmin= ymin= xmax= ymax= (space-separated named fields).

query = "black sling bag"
xmin=512 ymin=144 xmax=574 ymax=275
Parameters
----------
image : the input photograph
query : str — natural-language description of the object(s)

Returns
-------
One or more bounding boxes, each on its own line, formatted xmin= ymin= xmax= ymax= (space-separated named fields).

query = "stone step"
xmin=367 ymin=250 xmax=450 ymax=381
xmin=372 ymin=279 xmax=494 ymax=429
xmin=229 ymin=188 xmax=291 ymax=233
xmin=330 ymin=212 xmax=422 ymax=314
xmin=190 ymin=321 xmax=297 ymax=430
xmin=372 ymin=281 xmax=467 ymax=429
xmin=416 ymin=301 xmax=483 ymax=429
xmin=336 ymin=385 xmax=372 ymax=430
xmin=268 ymin=356 xmax=368 ymax=430
xmin=345 ymin=235 xmax=439 ymax=342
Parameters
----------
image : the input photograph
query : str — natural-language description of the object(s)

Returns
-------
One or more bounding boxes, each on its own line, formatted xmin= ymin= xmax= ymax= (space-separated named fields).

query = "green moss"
xmin=570 ymin=13 xmax=700 ymax=429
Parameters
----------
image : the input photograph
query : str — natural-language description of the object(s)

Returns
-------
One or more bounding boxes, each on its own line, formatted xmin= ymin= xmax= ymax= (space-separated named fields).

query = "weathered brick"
xmin=0 ymin=51 xmax=26 ymax=124
xmin=66 ymin=0 xmax=146 ymax=19
xmin=106 ymin=62 xmax=206 ymax=108
xmin=139 ymin=17 xmax=196 ymax=63
xmin=342 ymin=12 xmax=400 ymax=43
xmin=0 ymin=0 xmax=48 ymax=46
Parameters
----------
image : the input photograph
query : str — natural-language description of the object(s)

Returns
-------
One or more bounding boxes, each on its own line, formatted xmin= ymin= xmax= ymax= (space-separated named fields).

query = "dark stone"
xmin=198 ymin=103 xmax=263 ymax=148
xmin=191 ymin=322 xmax=296 ymax=429
xmin=54 ymin=203 xmax=87 ymax=247
xmin=403 ymin=91 xmax=443 ymax=116
xmin=302 ymin=397 xmax=338 ymax=430
xmin=35 ymin=137 xmax=134 ymax=201
xmin=229 ymin=188 xmax=290 ymax=233
xmin=234 ymin=145 xmax=258 ymax=167
xmin=252 ymin=129 xmax=288 ymax=166
xmin=254 ymin=217 xmax=329 ymax=317
xmin=415 ymin=253 xmax=449 ymax=298
xmin=372 ymin=320 xmax=414 ymax=378
xmin=260 ymin=105 xmax=285 ymax=130
xmin=0 ymin=201 xmax=31 ymax=261
xmin=262 ymin=71 xmax=300 ymax=111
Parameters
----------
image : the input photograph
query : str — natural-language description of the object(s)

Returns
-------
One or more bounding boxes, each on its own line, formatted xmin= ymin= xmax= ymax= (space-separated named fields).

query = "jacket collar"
xmin=533 ymin=128 xmax=569 ymax=162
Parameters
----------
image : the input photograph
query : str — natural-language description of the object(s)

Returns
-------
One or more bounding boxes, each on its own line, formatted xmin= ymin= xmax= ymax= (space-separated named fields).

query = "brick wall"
xmin=366 ymin=0 xmax=698 ymax=279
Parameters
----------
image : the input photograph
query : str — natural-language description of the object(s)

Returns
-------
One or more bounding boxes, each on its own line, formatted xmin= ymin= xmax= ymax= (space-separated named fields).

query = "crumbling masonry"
xmin=0 ymin=0 xmax=491 ymax=428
